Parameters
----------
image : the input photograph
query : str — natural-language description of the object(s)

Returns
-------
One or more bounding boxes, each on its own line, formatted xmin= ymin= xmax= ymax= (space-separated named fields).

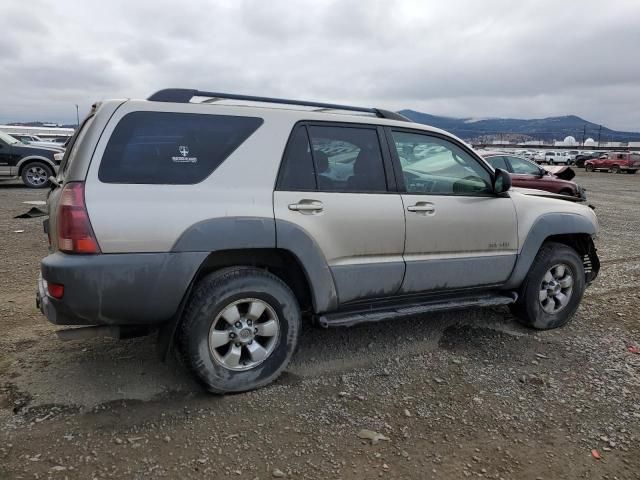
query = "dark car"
xmin=480 ymin=151 xmax=585 ymax=199
xmin=0 ymin=131 xmax=61 ymax=188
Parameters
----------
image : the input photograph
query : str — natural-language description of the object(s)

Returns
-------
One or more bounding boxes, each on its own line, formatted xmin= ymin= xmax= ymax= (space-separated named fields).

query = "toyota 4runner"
xmin=36 ymin=89 xmax=600 ymax=393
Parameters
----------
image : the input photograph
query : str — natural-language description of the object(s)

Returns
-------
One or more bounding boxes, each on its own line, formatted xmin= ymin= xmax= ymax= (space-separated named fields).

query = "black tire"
xmin=510 ymin=242 xmax=585 ymax=330
xmin=21 ymin=161 xmax=53 ymax=188
xmin=611 ymin=165 xmax=621 ymax=174
xmin=178 ymin=267 xmax=300 ymax=394
xmin=627 ymin=170 xmax=637 ymax=174
xmin=585 ymin=164 xmax=594 ymax=172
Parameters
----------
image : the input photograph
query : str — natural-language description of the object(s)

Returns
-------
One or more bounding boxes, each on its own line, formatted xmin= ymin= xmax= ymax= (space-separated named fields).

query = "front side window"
xmin=99 ymin=112 xmax=263 ymax=184
xmin=306 ymin=125 xmax=387 ymax=193
xmin=391 ymin=131 xmax=492 ymax=195
xmin=507 ymin=156 xmax=541 ymax=175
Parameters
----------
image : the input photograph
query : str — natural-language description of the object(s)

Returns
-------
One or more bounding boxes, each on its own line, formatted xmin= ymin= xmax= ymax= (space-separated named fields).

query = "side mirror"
xmin=493 ymin=168 xmax=511 ymax=194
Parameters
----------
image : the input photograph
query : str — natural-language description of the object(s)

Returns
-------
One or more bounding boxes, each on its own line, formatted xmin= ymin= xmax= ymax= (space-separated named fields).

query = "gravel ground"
xmin=0 ymin=170 xmax=639 ymax=479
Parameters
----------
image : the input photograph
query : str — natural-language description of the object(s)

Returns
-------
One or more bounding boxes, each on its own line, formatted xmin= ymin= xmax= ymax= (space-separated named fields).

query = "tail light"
xmin=57 ymin=182 xmax=101 ymax=254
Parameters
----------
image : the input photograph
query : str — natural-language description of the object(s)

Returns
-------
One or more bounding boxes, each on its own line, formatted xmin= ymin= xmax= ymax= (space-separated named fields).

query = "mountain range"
xmin=399 ymin=110 xmax=640 ymax=143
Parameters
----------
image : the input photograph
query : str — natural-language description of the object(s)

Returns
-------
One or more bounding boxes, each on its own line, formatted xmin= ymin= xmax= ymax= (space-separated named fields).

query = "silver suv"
xmin=37 ymin=89 xmax=600 ymax=393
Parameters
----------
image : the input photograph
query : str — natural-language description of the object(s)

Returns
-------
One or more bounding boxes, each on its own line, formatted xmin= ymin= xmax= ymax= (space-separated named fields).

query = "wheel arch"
xmin=17 ymin=156 xmax=56 ymax=175
xmin=504 ymin=213 xmax=599 ymax=289
xmin=157 ymin=247 xmax=321 ymax=361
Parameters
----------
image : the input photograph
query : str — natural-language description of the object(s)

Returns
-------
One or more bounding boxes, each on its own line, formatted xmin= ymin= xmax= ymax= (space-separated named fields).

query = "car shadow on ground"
xmin=8 ymin=306 xmax=535 ymax=414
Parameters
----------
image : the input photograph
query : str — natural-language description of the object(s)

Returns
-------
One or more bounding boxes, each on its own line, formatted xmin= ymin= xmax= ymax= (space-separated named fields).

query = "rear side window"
xmin=99 ymin=112 xmax=263 ymax=184
xmin=485 ymin=155 xmax=508 ymax=171
xmin=307 ymin=125 xmax=387 ymax=193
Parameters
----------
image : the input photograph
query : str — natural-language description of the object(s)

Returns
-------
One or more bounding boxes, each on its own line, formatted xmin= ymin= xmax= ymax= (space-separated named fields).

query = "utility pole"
xmin=597 ymin=125 xmax=602 ymax=148
xmin=582 ymin=124 xmax=586 ymax=146
xmin=75 ymin=104 xmax=80 ymax=127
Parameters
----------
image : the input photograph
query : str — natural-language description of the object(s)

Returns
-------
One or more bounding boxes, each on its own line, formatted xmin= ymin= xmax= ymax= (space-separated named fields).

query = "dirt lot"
xmin=1 ymin=170 xmax=639 ymax=479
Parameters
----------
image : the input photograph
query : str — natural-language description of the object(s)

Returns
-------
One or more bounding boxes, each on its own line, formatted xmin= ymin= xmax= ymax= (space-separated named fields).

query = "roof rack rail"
xmin=147 ymin=89 xmax=411 ymax=122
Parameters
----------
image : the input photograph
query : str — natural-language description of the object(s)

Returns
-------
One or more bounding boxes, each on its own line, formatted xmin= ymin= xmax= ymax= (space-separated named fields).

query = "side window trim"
xmin=384 ymin=126 xmax=496 ymax=197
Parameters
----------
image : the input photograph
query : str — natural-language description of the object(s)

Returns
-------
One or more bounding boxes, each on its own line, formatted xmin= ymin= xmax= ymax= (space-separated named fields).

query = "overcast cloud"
xmin=1 ymin=0 xmax=639 ymax=130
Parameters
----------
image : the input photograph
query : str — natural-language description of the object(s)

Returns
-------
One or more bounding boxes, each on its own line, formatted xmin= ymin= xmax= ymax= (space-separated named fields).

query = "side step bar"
xmin=317 ymin=292 xmax=518 ymax=328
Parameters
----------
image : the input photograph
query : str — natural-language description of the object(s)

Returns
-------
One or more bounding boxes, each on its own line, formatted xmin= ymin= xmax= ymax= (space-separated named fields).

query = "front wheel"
xmin=611 ymin=165 xmax=621 ymax=174
xmin=178 ymin=267 xmax=301 ymax=394
xmin=510 ymin=242 xmax=585 ymax=330
xmin=21 ymin=162 xmax=53 ymax=188
xmin=585 ymin=164 xmax=594 ymax=172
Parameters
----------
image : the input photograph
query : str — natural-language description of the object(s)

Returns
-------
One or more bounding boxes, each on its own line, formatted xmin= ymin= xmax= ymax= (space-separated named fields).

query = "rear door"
xmin=274 ymin=123 xmax=405 ymax=306
xmin=386 ymin=128 xmax=518 ymax=294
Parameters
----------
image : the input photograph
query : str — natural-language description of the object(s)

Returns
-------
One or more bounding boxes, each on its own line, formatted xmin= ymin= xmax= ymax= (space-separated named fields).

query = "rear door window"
xmin=306 ymin=125 xmax=388 ymax=193
xmin=484 ymin=155 xmax=509 ymax=171
xmin=99 ymin=112 xmax=263 ymax=184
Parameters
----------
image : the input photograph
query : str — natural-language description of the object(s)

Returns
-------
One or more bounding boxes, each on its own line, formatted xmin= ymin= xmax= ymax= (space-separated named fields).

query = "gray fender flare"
xmin=504 ymin=213 xmax=597 ymax=289
xmin=171 ymin=216 xmax=338 ymax=314
xmin=16 ymin=156 xmax=56 ymax=173
xmin=275 ymin=219 xmax=338 ymax=313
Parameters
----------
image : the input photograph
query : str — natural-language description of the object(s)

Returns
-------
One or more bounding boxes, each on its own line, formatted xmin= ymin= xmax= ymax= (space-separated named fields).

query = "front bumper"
xmin=36 ymin=251 xmax=207 ymax=326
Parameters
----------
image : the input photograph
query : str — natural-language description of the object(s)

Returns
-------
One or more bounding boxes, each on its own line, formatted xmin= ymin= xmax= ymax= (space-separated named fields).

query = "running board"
xmin=317 ymin=292 xmax=518 ymax=328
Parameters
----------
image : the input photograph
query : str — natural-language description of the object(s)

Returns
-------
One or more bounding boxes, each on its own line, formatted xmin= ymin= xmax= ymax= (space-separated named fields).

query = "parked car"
xmin=9 ymin=134 xmax=65 ymax=152
xmin=532 ymin=150 xmax=546 ymax=163
xmin=544 ymin=151 xmax=572 ymax=165
xmin=0 ymin=131 xmax=61 ymax=187
xmin=584 ymin=152 xmax=640 ymax=174
xmin=574 ymin=152 xmax=604 ymax=168
xmin=480 ymin=152 xmax=585 ymax=199
xmin=36 ymin=88 xmax=600 ymax=394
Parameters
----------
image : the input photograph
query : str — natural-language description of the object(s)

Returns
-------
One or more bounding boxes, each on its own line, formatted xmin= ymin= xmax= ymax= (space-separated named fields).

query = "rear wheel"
xmin=585 ymin=164 xmax=594 ymax=172
xmin=178 ymin=267 xmax=300 ymax=394
xmin=611 ymin=165 xmax=621 ymax=174
xmin=510 ymin=242 xmax=585 ymax=330
xmin=21 ymin=161 xmax=53 ymax=188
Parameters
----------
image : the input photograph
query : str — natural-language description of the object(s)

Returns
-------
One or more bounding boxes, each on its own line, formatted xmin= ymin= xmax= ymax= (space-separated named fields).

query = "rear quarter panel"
xmin=84 ymin=102 xmax=293 ymax=253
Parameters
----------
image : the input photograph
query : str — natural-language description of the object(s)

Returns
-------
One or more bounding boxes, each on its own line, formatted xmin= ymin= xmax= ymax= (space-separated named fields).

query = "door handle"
xmin=407 ymin=202 xmax=435 ymax=214
xmin=288 ymin=201 xmax=324 ymax=213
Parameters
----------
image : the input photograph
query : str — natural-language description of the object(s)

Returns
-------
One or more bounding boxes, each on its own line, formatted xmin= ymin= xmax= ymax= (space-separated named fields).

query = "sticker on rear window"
xmin=172 ymin=145 xmax=198 ymax=163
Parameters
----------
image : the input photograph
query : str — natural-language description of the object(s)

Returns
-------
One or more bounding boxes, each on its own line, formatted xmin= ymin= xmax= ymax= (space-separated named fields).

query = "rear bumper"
xmin=37 ymin=251 xmax=207 ymax=326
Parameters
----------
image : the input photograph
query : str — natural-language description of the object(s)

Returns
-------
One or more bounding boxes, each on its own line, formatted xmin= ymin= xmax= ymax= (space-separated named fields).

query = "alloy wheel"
xmin=208 ymin=298 xmax=280 ymax=371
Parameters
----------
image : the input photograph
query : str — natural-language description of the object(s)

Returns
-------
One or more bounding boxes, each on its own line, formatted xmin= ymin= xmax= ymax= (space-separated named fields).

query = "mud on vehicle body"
xmin=37 ymin=89 xmax=600 ymax=393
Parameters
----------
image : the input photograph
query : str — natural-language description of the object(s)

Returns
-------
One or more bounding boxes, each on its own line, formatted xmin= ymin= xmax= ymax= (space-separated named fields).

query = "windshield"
xmin=0 ymin=131 xmax=19 ymax=144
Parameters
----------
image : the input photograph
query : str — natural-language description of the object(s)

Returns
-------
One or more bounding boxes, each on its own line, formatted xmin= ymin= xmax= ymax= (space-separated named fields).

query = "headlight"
xmin=53 ymin=152 xmax=64 ymax=162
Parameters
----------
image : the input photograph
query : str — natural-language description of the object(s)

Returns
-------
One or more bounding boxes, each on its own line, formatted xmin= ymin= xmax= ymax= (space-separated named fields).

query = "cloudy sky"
xmin=2 ymin=0 xmax=639 ymax=131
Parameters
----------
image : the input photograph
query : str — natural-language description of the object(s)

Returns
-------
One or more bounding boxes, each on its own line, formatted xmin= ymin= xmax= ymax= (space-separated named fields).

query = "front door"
xmin=387 ymin=128 xmax=518 ymax=294
xmin=504 ymin=155 xmax=545 ymax=189
xmin=274 ymin=123 xmax=405 ymax=306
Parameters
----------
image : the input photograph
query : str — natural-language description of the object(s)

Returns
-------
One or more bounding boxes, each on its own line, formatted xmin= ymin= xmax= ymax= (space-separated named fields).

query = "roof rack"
xmin=147 ymin=88 xmax=411 ymax=122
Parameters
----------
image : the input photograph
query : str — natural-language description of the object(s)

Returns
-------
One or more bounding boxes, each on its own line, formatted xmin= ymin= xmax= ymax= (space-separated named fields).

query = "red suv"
xmin=480 ymin=152 xmax=585 ymax=199
xmin=584 ymin=152 xmax=640 ymax=174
